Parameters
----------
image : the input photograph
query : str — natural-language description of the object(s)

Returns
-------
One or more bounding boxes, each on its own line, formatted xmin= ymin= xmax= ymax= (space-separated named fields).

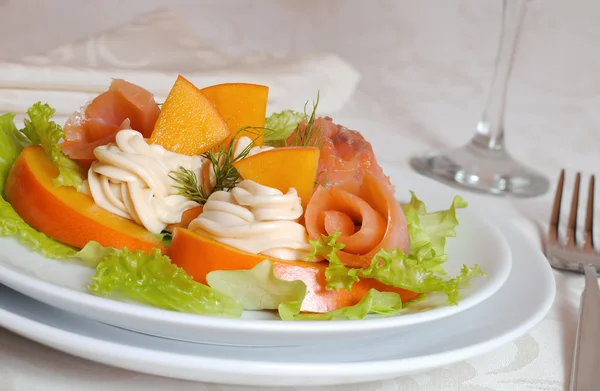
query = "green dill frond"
xmin=287 ymin=91 xmax=324 ymax=149
xmin=170 ymin=125 xmax=267 ymax=203
xmin=169 ymin=166 xmax=208 ymax=204
xmin=202 ymin=125 xmax=261 ymax=192
xmin=314 ymin=170 xmax=329 ymax=187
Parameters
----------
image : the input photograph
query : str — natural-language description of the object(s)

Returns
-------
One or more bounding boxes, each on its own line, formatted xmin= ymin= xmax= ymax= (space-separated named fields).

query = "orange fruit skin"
xmin=200 ymin=83 xmax=269 ymax=146
xmin=149 ymin=75 xmax=231 ymax=156
xmin=5 ymin=146 xmax=165 ymax=252
xmin=232 ymin=146 xmax=320 ymax=210
xmin=167 ymin=227 xmax=420 ymax=313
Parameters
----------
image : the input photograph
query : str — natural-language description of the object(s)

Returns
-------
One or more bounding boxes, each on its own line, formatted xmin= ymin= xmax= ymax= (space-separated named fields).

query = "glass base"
xmin=409 ymin=143 xmax=550 ymax=197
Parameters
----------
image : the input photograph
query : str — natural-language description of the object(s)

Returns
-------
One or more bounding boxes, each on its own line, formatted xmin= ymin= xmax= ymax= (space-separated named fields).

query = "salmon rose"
xmin=304 ymin=171 xmax=410 ymax=268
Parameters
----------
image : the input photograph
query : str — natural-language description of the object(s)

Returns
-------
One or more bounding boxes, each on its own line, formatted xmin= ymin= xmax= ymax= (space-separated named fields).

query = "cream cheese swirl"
xmin=189 ymin=180 xmax=312 ymax=261
xmin=88 ymin=129 xmax=202 ymax=234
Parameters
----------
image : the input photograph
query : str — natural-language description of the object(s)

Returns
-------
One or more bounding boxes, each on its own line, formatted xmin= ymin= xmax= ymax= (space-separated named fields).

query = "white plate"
xmin=0 ymin=213 xmax=554 ymax=387
xmin=0 ymin=168 xmax=512 ymax=346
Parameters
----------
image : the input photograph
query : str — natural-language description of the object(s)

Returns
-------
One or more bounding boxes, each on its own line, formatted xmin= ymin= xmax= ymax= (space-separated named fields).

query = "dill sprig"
xmin=169 ymin=126 xmax=262 ymax=204
xmin=287 ymin=91 xmax=323 ymax=148
xmin=169 ymin=166 xmax=208 ymax=204
xmin=202 ymin=126 xmax=260 ymax=192
xmin=315 ymin=170 xmax=329 ymax=187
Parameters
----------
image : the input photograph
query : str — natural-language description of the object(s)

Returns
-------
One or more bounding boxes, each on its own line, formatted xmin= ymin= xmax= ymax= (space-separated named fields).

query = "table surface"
xmin=1 ymin=1 xmax=599 ymax=390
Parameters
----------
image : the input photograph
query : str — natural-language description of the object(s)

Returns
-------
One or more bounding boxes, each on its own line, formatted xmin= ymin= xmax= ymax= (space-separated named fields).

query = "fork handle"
xmin=570 ymin=264 xmax=600 ymax=391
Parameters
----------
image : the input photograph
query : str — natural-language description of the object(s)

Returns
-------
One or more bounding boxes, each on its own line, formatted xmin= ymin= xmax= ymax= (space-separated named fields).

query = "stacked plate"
xmin=0 ymin=166 xmax=555 ymax=387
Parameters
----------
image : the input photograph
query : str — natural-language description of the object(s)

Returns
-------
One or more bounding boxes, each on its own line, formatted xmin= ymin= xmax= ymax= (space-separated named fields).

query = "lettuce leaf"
xmin=72 ymin=241 xmax=112 ymax=267
xmin=402 ymin=192 xmax=468 ymax=272
xmin=0 ymin=113 xmax=26 ymax=189
xmin=308 ymin=232 xmax=358 ymax=291
xmin=279 ymin=289 xmax=403 ymax=321
xmin=0 ymin=113 xmax=77 ymax=259
xmin=206 ymin=260 xmax=306 ymax=310
xmin=22 ymin=103 xmax=85 ymax=191
xmin=317 ymin=193 xmax=483 ymax=305
xmin=351 ymin=249 xmax=483 ymax=305
xmin=263 ymin=110 xmax=304 ymax=145
xmin=0 ymin=202 xmax=78 ymax=259
xmin=89 ymin=246 xmax=243 ymax=317
xmin=206 ymin=259 xmax=402 ymax=321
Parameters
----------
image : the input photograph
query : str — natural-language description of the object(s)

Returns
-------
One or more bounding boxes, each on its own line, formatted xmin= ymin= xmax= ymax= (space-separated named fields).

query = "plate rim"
xmin=0 ymin=216 xmax=556 ymax=386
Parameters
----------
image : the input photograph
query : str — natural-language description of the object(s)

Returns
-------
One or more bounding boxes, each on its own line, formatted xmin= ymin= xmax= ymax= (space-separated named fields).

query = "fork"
xmin=547 ymin=170 xmax=600 ymax=391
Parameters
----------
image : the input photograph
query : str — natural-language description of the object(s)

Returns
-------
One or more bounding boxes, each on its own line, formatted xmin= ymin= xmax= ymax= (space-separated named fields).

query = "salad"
xmin=0 ymin=75 xmax=483 ymax=321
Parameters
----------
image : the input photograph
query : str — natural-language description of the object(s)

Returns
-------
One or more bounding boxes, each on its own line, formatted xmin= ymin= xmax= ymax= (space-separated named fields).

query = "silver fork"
xmin=547 ymin=170 xmax=600 ymax=391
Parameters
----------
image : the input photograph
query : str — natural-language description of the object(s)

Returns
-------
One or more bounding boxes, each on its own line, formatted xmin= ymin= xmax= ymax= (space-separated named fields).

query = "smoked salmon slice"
xmin=305 ymin=170 xmax=410 ymax=268
xmin=61 ymin=79 xmax=160 ymax=167
xmin=288 ymin=117 xmax=392 ymax=192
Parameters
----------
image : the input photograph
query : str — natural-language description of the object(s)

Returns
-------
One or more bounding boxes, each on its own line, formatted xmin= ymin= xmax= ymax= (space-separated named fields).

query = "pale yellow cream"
xmin=87 ymin=129 xmax=202 ymax=234
xmin=189 ymin=180 xmax=312 ymax=261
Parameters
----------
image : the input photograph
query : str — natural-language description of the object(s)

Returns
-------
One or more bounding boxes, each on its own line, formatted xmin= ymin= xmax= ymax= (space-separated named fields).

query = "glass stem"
xmin=472 ymin=0 xmax=525 ymax=151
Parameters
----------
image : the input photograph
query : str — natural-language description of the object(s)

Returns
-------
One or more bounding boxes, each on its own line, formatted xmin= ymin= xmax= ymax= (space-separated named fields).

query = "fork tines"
xmin=549 ymin=169 xmax=595 ymax=251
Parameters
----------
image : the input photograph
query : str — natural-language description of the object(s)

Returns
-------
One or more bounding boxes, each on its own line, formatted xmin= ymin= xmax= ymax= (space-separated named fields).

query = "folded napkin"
xmin=0 ymin=8 xmax=360 ymax=121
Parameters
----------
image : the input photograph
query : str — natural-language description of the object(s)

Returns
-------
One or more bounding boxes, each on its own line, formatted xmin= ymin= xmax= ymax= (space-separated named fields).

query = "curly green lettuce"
xmin=21 ymin=103 xmax=85 ymax=191
xmin=403 ymin=192 xmax=468 ymax=273
xmin=279 ymin=288 xmax=403 ymax=321
xmin=263 ymin=110 xmax=304 ymax=146
xmin=0 ymin=112 xmax=77 ymax=259
xmin=0 ymin=113 xmax=26 ymax=188
xmin=88 ymin=244 xmax=243 ymax=317
xmin=314 ymin=193 xmax=483 ymax=305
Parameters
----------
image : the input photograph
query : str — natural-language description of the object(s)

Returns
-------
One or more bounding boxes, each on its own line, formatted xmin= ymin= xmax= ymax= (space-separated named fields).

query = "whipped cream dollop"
xmin=189 ymin=180 xmax=312 ymax=261
xmin=88 ymin=129 xmax=202 ymax=234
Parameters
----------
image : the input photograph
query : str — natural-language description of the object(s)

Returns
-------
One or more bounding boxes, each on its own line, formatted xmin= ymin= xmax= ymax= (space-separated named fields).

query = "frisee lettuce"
xmin=403 ymin=192 xmax=468 ymax=273
xmin=0 ymin=112 xmax=77 ymax=259
xmin=279 ymin=289 xmax=403 ymax=321
xmin=0 ymin=113 xmax=25 ymax=189
xmin=308 ymin=232 xmax=358 ymax=291
xmin=263 ymin=110 xmax=304 ymax=146
xmin=313 ymin=193 xmax=483 ymax=305
xmin=21 ymin=103 xmax=85 ymax=191
xmin=88 ymin=244 xmax=243 ymax=317
xmin=350 ymin=249 xmax=483 ymax=305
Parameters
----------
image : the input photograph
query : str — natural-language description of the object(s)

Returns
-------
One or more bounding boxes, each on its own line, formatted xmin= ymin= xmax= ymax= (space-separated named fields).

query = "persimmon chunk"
xmin=149 ymin=75 xmax=230 ymax=155
xmin=200 ymin=83 xmax=269 ymax=146
xmin=5 ymin=146 xmax=164 ymax=252
xmin=232 ymin=146 xmax=320 ymax=209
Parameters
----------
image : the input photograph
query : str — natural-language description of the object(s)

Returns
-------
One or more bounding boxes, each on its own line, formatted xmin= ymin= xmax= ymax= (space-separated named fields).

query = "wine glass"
xmin=409 ymin=0 xmax=550 ymax=197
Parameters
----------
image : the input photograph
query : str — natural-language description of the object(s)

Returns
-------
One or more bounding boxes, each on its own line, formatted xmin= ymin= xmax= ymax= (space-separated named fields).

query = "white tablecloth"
xmin=1 ymin=1 xmax=599 ymax=390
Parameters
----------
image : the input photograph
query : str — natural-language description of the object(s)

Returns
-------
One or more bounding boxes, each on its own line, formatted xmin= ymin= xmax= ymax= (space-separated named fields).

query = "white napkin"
xmin=0 ymin=8 xmax=360 ymax=120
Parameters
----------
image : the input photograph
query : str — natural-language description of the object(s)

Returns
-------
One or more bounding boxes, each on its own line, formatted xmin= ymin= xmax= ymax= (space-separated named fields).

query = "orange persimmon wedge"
xmin=200 ymin=83 xmax=269 ymax=146
xmin=232 ymin=147 xmax=320 ymax=209
xmin=167 ymin=227 xmax=420 ymax=313
xmin=5 ymin=145 xmax=164 ymax=252
xmin=149 ymin=75 xmax=230 ymax=155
